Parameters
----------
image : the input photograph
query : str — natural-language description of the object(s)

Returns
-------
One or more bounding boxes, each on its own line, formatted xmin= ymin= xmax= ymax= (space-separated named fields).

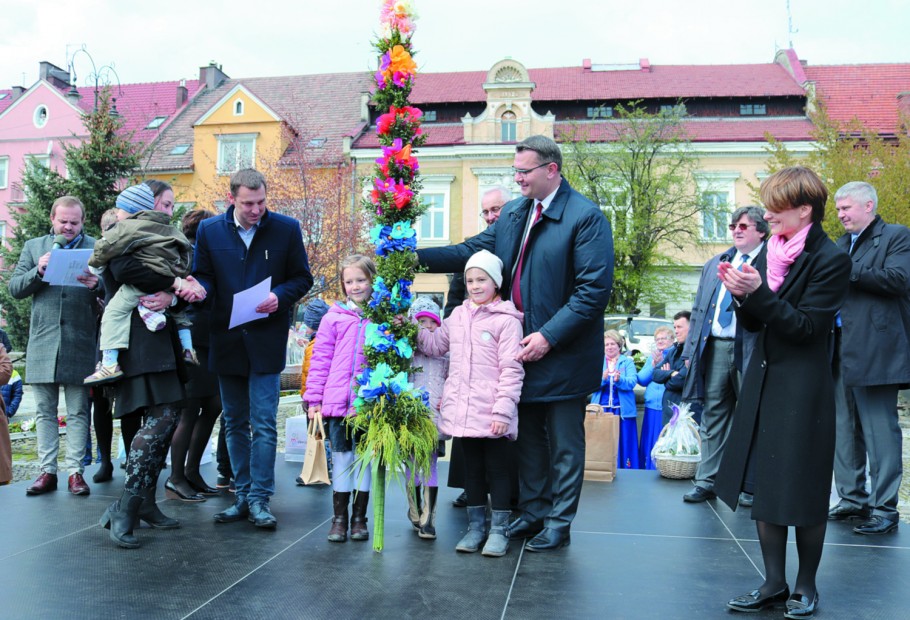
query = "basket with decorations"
xmin=651 ymin=402 xmax=702 ymax=479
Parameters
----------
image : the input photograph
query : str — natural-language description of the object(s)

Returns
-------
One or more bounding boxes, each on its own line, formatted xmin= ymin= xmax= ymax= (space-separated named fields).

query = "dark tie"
xmin=717 ymin=253 xmax=749 ymax=328
xmin=511 ymin=202 xmax=543 ymax=312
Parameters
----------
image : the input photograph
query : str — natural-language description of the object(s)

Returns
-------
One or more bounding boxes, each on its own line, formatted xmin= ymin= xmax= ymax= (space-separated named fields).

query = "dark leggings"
xmin=124 ymin=404 xmax=179 ymax=494
xmin=169 ymin=394 xmax=222 ymax=485
xmin=756 ymin=520 xmax=826 ymax=601
xmin=461 ymin=437 xmax=512 ymax=511
xmin=92 ymin=390 xmax=113 ymax=462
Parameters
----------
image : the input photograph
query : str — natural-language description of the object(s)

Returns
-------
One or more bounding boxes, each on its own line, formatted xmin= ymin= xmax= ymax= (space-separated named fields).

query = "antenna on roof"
xmin=786 ymin=0 xmax=798 ymax=49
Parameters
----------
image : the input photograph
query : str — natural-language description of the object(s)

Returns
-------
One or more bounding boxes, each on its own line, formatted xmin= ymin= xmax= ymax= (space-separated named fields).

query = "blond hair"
xmin=604 ymin=329 xmax=625 ymax=350
xmin=339 ymin=254 xmax=377 ymax=298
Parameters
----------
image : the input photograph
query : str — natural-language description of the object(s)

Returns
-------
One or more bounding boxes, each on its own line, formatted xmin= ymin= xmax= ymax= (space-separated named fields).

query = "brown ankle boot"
xmin=327 ymin=491 xmax=350 ymax=542
xmin=350 ymin=490 xmax=370 ymax=541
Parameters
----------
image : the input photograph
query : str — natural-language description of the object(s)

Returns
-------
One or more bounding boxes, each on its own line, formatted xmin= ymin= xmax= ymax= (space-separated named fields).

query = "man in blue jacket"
xmin=419 ymin=135 xmax=614 ymax=551
xmin=193 ymin=169 xmax=313 ymax=528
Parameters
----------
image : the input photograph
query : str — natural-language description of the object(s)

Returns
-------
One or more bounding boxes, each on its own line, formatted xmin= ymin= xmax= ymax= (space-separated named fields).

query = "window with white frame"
xmin=415 ymin=175 xmax=454 ymax=246
xmin=697 ymin=172 xmax=739 ymax=242
xmin=501 ymin=111 xmax=517 ymax=142
xmin=234 ymin=100 xmax=244 ymax=116
xmin=0 ymin=157 xmax=8 ymax=189
xmin=25 ymin=154 xmax=51 ymax=175
xmin=217 ymin=134 xmax=256 ymax=174
xmin=600 ymin=186 xmax=631 ymax=234
xmin=33 ymin=105 xmax=49 ymax=128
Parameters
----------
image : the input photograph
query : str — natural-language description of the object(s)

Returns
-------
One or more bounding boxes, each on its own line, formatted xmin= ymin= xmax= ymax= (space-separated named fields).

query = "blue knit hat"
xmin=116 ymin=184 xmax=155 ymax=214
xmin=303 ymin=299 xmax=330 ymax=331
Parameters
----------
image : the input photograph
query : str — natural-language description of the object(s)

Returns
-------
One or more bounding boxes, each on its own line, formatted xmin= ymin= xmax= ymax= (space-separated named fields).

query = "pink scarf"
xmin=765 ymin=223 xmax=812 ymax=292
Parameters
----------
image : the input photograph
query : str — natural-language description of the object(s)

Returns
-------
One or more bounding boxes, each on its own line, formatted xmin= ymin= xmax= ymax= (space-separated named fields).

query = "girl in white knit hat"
xmin=416 ymin=249 xmax=525 ymax=557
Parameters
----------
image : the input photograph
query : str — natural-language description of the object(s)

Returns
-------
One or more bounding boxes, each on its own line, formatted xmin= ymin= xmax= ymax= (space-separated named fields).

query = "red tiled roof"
xmin=73 ymin=79 xmax=205 ymax=138
xmin=410 ymin=63 xmax=805 ymax=104
xmin=0 ymin=89 xmax=13 ymax=115
xmin=805 ymin=64 xmax=910 ymax=134
xmin=353 ymin=123 xmax=465 ymax=149
xmin=145 ymin=72 xmax=374 ymax=172
xmin=555 ymin=118 xmax=815 ymax=143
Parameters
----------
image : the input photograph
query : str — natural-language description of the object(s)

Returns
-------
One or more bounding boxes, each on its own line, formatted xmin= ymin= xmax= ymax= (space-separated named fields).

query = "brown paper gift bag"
xmin=584 ymin=403 xmax=619 ymax=482
xmin=299 ymin=413 xmax=331 ymax=485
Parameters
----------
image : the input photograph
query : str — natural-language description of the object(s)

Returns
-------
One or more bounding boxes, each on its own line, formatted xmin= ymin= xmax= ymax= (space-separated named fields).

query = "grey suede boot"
xmin=406 ymin=484 xmax=422 ymax=530
xmin=455 ymin=505 xmax=487 ymax=553
xmin=418 ymin=486 xmax=438 ymax=540
xmin=482 ymin=510 xmax=511 ymax=557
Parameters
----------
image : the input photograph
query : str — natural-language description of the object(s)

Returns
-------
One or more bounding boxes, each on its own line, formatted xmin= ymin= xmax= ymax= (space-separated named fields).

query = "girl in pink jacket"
xmin=418 ymin=250 xmax=524 ymax=558
xmin=304 ymin=255 xmax=376 ymax=544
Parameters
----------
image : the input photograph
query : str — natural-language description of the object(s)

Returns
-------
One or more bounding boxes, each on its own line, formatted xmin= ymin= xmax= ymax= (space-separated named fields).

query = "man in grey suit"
xmin=828 ymin=181 xmax=910 ymax=535
xmin=681 ymin=206 xmax=768 ymax=505
xmin=10 ymin=196 xmax=102 ymax=496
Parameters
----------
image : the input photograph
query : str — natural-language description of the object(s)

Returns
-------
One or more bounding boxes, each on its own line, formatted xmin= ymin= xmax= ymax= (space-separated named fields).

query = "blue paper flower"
xmin=365 ymin=323 xmax=395 ymax=353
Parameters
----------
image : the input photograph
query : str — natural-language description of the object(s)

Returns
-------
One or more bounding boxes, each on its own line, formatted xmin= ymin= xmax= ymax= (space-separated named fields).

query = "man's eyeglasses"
xmin=481 ymin=206 xmax=503 ymax=217
xmin=728 ymin=222 xmax=756 ymax=232
xmin=511 ymin=162 xmax=550 ymax=176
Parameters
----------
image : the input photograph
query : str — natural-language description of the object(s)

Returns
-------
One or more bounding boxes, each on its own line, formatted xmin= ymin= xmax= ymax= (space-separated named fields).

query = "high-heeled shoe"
xmin=727 ymin=585 xmax=790 ymax=612
xmin=784 ymin=591 xmax=819 ymax=619
xmin=164 ymin=479 xmax=206 ymax=502
xmin=187 ymin=478 xmax=220 ymax=496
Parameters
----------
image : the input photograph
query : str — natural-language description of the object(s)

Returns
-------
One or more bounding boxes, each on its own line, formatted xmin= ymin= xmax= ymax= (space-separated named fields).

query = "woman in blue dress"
xmin=636 ymin=326 xmax=674 ymax=470
xmin=591 ymin=330 xmax=639 ymax=469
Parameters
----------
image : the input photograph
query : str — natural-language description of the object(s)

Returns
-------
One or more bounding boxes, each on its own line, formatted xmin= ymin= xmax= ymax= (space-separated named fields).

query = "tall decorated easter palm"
xmin=347 ymin=0 xmax=438 ymax=553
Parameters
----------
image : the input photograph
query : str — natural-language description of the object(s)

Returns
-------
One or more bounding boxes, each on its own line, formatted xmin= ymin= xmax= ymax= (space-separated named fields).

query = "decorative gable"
xmin=462 ymin=59 xmax=554 ymax=144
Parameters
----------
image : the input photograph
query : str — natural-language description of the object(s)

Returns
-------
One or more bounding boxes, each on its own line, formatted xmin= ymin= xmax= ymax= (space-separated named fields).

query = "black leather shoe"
xmin=188 ymin=478 xmax=221 ymax=496
xmin=451 ymin=491 xmax=467 ymax=508
xmin=683 ymin=486 xmax=715 ymax=503
xmin=784 ymin=591 xmax=819 ymax=619
xmin=727 ymin=585 xmax=790 ymax=612
xmin=738 ymin=492 xmax=754 ymax=508
xmin=525 ymin=528 xmax=570 ymax=552
xmin=214 ymin=500 xmax=250 ymax=523
xmin=165 ymin=479 xmax=205 ymax=503
xmin=508 ymin=517 xmax=543 ymax=540
xmin=853 ymin=515 xmax=898 ymax=535
xmin=248 ymin=502 xmax=277 ymax=529
xmin=828 ymin=502 xmax=871 ymax=521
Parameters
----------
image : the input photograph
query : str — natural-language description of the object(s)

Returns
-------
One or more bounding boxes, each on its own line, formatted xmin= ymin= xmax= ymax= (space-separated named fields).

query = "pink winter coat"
xmin=418 ymin=299 xmax=524 ymax=440
xmin=303 ymin=302 xmax=369 ymax=418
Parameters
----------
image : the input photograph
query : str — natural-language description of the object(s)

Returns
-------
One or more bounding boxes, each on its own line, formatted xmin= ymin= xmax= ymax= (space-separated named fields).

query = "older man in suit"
xmin=419 ymin=135 xmax=613 ymax=551
xmin=681 ymin=206 xmax=768 ymax=506
xmin=828 ymin=181 xmax=910 ymax=535
xmin=10 ymin=195 xmax=102 ymax=496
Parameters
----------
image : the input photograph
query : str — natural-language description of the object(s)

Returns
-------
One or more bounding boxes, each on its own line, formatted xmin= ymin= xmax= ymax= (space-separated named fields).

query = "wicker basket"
xmin=654 ymin=453 xmax=701 ymax=479
xmin=280 ymin=364 xmax=302 ymax=391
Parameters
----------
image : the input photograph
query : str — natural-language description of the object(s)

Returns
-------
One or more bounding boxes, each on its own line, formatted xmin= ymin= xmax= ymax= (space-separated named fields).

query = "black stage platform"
xmin=2 ymin=463 xmax=907 ymax=619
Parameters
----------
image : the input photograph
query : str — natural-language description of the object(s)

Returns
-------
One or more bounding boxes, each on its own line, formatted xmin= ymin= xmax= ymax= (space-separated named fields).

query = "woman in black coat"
xmin=715 ymin=167 xmax=850 ymax=619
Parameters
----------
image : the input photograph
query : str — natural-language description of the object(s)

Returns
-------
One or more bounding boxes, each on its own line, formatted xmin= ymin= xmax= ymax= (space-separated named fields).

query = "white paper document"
xmin=43 ymin=249 xmax=93 ymax=286
xmin=229 ymin=276 xmax=272 ymax=329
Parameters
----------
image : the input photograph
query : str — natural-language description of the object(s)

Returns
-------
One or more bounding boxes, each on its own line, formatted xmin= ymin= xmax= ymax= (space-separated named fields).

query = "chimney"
xmin=176 ymin=79 xmax=188 ymax=108
xmin=199 ymin=62 xmax=229 ymax=90
xmin=582 ymin=58 xmax=592 ymax=71
xmin=10 ymin=86 xmax=26 ymax=101
xmin=39 ymin=61 xmax=71 ymax=89
xmin=639 ymin=58 xmax=651 ymax=72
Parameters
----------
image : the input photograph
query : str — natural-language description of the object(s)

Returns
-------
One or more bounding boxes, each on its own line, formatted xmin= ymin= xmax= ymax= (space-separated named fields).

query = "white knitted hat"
xmin=464 ymin=249 xmax=504 ymax=288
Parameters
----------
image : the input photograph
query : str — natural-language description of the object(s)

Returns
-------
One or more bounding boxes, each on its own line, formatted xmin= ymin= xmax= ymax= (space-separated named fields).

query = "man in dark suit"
xmin=828 ymin=181 xmax=910 ymax=535
xmin=419 ymin=135 xmax=613 ymax=551
xmin=193 ymin=169 xmax=313 ymax=529
xmin=680 ymin=206 xmax=768 ymax=505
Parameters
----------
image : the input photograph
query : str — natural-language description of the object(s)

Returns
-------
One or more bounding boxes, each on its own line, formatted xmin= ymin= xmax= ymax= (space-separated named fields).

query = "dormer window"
xmin=234 ymin=100 xmax=244 ymax=116
xmin=423 ymin=110 xmax=437 ymax=122
xmin=740 ymin=103 xmax=767 ymax=116
xmin=501 ymin=111 xmax=517 ymax=142
xmin=146 ymin=116 xmax=167 ymax=129
xmin=587 ymin=106 xmax=613 ymax=119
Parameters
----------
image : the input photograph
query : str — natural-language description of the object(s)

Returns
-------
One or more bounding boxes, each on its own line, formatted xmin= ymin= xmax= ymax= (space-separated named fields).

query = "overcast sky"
xmin=3 ymin=0 xmax=908 ymax=89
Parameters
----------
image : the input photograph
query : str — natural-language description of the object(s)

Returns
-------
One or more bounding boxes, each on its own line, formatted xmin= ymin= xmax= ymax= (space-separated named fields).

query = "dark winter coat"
xmin=836 ymin=215 xmax=910 ymax=387
xmin=652 ymin=342 xmax=688 ymax=421
xmin=193 ymin=207 xmax=313 ymax=376
xmin=9 ymin=234 xmax=103 ymax=384
xmin=418 ymin=178 xmax=614 ymax=403
xmin=715 ymin=223 xmax=851 ymax=526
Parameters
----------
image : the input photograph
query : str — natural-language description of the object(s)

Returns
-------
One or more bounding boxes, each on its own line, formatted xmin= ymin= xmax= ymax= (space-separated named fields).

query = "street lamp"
xmin=67 ymin=45 xmax=123 ymax=115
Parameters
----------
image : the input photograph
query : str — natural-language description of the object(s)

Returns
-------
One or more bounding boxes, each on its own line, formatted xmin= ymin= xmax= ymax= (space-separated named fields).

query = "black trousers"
xmin=461 ymin=437 xmax=513 ymax=511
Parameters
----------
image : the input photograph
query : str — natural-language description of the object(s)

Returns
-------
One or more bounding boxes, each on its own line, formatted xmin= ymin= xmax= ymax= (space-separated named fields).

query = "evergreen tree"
xmin=0 ymin=87 xmax=142 ymax=349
